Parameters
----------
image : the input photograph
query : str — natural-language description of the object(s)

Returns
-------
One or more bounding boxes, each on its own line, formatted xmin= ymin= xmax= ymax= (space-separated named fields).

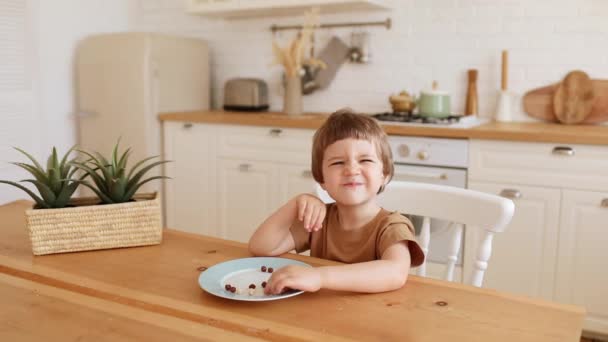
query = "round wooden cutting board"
xmin=553 ymin=70 xmax=594 ymax=124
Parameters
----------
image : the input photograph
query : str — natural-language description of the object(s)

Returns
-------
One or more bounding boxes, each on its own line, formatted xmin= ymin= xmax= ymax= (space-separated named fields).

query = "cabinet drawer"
xmin=469 ymin=139 xmax=608 ymax=191
xmin=218 ymin=125 xmax=313 ymax=163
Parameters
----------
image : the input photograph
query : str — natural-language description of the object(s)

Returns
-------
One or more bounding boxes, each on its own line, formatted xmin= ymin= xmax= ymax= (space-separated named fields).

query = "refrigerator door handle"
xmin=77 ymin=111 xmax=98 ymax=117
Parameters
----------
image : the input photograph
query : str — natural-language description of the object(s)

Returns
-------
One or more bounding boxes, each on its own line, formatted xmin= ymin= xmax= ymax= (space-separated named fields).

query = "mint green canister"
xmin=417 ymin=83 xmax=451 ymax=118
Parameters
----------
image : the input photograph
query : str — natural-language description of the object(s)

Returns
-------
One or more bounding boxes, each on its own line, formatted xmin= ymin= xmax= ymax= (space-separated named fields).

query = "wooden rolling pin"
xmin=495 ymin=50 xmax=512 ymax=122
xmin=502 ymin=50 xmax=508 ymax=91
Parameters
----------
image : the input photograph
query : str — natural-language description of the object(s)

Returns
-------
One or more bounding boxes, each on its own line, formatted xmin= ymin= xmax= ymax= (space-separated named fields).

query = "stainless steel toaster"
xmin=223 ymin=78 xmax=269 ymax=111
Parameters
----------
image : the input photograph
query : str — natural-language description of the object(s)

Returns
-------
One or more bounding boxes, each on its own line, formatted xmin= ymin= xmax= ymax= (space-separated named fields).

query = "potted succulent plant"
xmin=0 ymin=143 xmax=169 ymax=256
xmin=0 ymin=146 xmax=82 ymax=209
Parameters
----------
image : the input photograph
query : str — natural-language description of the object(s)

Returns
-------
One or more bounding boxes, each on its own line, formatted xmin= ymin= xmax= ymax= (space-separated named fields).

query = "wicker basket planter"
xmin=25 ymin=192 xmax=162 ymax=256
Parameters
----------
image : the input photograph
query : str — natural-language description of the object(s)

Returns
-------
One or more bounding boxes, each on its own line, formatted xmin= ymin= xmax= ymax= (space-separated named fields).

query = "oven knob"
xmin=417 ymin=151 xmax=429 ymax=161
xmin=398 ymin=144 xmax=410 ymax=158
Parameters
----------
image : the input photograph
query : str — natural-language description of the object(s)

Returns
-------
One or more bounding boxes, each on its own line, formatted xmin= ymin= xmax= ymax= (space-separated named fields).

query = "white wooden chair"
xmin=316 ymin=182 xmax=515 ymax=287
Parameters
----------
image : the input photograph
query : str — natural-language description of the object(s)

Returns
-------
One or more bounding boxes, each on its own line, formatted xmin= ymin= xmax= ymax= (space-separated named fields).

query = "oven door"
xmin=379 ymin=164 xmax=467 ymax=265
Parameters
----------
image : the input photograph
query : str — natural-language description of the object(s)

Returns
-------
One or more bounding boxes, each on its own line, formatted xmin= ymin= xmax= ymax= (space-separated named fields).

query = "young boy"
xmin=248 ymin=109 xmax=424 ymax=294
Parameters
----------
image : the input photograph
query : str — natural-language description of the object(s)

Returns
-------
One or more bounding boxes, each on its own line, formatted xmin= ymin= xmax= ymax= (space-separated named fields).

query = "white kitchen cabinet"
xmin=278 ymin=164 xmax=316 ymax=204
xmin=555 ymin=189 xmax=608 ymax=334
xmin=469 ymin=139 xmax=608 ymax=335
xmin=186 ymin=0 xmax=392 ymax=18
xmin=217 ymin=125 xmax=312 ymax=164
xmin=467 ymin=181 xmax=560 ymax=301
xmin=217 ymin=158 xmax=279 ymax=242
xmin=469 ymin=139 xmax=608 ymax=192
xmin=217 ymin=161 xmax=317 ymax=243
xmin=215 ymin=125 xmax=314 ymax=242
xmin=163 ymin=121 xmax=217 ymax=235
xmin=164 ymin=122 xmax=315 ymax=243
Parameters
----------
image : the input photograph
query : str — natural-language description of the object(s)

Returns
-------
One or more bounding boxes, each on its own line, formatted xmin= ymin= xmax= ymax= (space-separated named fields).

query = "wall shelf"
xmin=186 ymin=0 xmax=392 ymax=19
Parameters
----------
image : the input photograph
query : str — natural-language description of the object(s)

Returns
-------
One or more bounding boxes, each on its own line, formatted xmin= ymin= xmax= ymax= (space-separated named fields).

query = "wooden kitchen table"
xmin=0 ymin=201 xmax=585 ymax=341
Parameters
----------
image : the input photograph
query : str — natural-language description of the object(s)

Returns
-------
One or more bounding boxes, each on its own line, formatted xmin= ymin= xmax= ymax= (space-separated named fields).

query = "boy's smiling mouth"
xmin=342 ymin=181 xmax=364 ymax=188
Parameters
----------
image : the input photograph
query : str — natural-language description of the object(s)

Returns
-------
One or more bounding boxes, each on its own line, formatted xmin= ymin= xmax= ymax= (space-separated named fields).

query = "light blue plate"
xmin=198 ymin=257 xmax=311 ymax=301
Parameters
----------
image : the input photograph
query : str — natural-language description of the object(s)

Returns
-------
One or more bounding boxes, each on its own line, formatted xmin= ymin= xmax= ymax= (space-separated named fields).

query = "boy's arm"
xmin=248 ymin=194 xmax=325 ymax=256
xmin=248 ymin=197 xmax=298 ymax=256
xmin=265 ymin=241 xmax=411 ymax=294
xmin=320 ymin=242 xmax=411 ymax=292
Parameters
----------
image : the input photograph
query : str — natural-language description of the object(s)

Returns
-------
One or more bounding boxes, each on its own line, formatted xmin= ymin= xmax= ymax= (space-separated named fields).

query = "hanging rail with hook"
xmin=270 ymin=18 xmax=391 ymax=34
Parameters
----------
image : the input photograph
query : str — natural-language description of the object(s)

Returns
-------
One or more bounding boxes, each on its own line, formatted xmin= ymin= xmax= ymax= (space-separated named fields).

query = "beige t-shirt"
xmin=290 ymin=203 xmax=425 ymax=267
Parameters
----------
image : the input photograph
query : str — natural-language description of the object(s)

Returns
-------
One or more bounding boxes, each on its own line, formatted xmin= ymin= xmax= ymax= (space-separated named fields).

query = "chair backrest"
xmin=315 ymin=182 xmax=514 ymax=287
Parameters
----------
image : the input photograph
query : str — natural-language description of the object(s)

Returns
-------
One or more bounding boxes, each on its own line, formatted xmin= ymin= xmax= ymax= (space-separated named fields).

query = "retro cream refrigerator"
xmin=75 ymin=32 xmax=209 ymax=202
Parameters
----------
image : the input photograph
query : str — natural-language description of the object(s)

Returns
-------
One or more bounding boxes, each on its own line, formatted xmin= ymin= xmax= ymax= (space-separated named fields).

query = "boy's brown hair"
xmin=311 ymin=108 xmax=394 ymax=193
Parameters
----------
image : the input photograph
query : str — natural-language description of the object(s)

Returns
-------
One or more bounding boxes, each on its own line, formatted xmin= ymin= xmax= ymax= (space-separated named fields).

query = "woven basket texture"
xmin=25 ymin=193 xmax=162 ymax=255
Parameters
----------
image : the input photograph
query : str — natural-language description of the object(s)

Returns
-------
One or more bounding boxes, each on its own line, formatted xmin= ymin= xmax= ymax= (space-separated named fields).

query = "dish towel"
xmin=315 ymin=36 xmax=349 ymax=90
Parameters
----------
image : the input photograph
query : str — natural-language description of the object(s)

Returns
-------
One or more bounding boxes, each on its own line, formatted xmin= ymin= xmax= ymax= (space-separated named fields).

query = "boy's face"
xmin=320 ymin=138 xmax=387 ymax=206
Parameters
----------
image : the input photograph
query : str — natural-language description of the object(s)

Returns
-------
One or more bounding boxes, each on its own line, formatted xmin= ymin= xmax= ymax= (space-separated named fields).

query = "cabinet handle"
xmin=238 ymin=163 xmax=251 ymax=172
xmin=183 ymin=123 xmax=193 ymax=129
xmin=552 ymin=146 xmax=575 ymax=156
xmin=269 ymin=128 xmax=282 ymax=137
xmin=500 ymin=189 xmax=522 ymax=199
xmin=602 ymin=199 xmax=608 ymax=208
xmin=393 ymin=171 xmax=447 ymax=181
xmin=302 ymin=170 xmax=312 ymax=178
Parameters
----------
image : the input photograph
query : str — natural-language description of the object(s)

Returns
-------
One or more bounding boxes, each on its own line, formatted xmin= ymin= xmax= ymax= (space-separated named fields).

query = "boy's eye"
xmin=360 ymin=159 xmax=374 ymax=163
xmin=330 ymin=161 xmax=344 ymax=166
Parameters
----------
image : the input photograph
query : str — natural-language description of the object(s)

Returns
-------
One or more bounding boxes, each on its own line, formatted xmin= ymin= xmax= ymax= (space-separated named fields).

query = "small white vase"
xmin=283 ymin=76 xmax=303 ymax=115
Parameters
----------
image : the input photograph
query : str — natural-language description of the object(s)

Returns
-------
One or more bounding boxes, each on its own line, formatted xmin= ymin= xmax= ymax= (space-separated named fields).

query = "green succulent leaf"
xmin=47 ymin=147 xmax=60 ymax=172
xmin=66 ymin=159 xmax=81 ymax=180
xmin=93 ymin=152 xmax=111 ymax=169
xmin=116 ymin=167 xmax=126 ymax=181
xmin=0 ymin=180 xmax=49 ymax=208
xmin=67 ymin=164 xmax=92 ymax=181
xmin=54 ymin=181 xmax=79 ymax=208
xmin=59 ymin=146 xmax=77 ymax=178
xmin=14 ymin=147 xmax=45 ymax=172
xmin=70 ymin=161 xmax=109 ymax=193
xmin=117 ymin=148 xmax=131 ymax=170
xmin=127 ymin=155 xmax=159 ymax=179
xmin=76 ymin=150 xmax=114 ymax=189
xmin=48 ymin=168 xmax=62 ymax=194
xmin=2 ymin=146 xmax=81 ymax=209
xmin=69 ymin=180 xmax=114 ymax=204
xmin=11 ymin=162 xmax=48 ymax=183
xmin=111 ymin=140 xmax=121 ymax=175
xmin=110 ymin=177 xmax=128 ymax=202
xmin=126 ymin=160 xmax=170 ymax=191
xmin=76 ymin=149 xmax=104 ymax=167
xmin=21 ymin=179 xmax=57 ymax=205
xmin=123 ymin=176 xmax=170 ymax=201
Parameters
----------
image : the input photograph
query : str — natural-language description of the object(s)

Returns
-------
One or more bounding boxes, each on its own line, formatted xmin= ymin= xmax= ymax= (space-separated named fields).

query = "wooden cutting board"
xmin=523 ymin=78 xmax=608 ymax=124
xmin=553 ymin=71 xmax=594 ymax=124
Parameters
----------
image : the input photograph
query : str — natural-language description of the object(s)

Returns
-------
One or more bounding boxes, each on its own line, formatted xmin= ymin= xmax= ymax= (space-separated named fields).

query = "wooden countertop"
xmin=159 ymin=110 xmax=608 ymax=145
xmin=0 ymin=201 xmax=585 ymax=341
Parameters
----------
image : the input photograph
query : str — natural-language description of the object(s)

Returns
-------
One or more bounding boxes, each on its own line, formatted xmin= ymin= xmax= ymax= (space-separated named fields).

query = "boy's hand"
xmin=295 ymin=194 xmax=326 ymax=232
xmin=264 ymin=265 xmax=323 ymax=294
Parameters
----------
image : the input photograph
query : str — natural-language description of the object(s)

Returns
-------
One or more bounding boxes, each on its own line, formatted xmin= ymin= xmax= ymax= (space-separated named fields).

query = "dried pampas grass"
xmin=272 ymin=8 xmax=326 ymax=78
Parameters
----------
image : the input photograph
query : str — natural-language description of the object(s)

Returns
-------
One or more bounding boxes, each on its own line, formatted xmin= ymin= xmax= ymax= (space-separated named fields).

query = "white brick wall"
xmin=133 ymin=0 xmax=608 ymax=121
